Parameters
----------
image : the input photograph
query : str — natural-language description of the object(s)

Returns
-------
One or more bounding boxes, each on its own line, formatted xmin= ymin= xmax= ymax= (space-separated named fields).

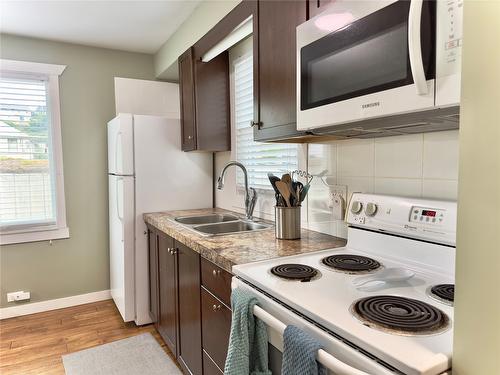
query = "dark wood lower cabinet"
xmin=177 ymin=242 xmax=203 ymax=375
xmin=147 ymin=226 xmax=159 ymax=324
xmin=201 ymin=288 xmax=231 ymax=370
xmin=147 ymin=227 xmax=232 ymax=375
xmin=203 ymin=351 xmax=224 ymax=375
xmin=158 ymin=232 xmax=178 ymax=357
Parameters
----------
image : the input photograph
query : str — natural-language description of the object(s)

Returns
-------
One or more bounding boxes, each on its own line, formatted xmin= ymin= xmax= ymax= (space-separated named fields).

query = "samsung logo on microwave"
xmin=362 ymin=102 xmax=380 ymax=109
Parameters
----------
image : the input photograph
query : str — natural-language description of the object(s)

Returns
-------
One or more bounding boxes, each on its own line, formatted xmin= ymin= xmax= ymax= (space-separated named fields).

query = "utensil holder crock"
xmin=275 ymin=206 xmax=301 ymax=240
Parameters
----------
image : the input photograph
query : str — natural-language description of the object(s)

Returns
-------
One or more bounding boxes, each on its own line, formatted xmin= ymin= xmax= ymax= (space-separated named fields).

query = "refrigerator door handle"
xmin=116 ymin=177 xmax=124 ymax=241
xmin=115 ymin=131 xmax=122 ymax=174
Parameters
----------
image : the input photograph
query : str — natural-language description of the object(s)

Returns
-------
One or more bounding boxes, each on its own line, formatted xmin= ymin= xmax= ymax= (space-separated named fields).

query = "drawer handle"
xmin=212 ymin=269 xmax=221 ymax=277
xmin=168 ymin=248 xmax=177 ymax=255
xmin=212 ymin=304 xmax=221 ymax=311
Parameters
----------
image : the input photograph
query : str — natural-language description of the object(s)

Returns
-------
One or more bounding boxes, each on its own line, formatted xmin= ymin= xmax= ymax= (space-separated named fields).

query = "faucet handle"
xmin=247 ymin=187 xmax=258 ymax=220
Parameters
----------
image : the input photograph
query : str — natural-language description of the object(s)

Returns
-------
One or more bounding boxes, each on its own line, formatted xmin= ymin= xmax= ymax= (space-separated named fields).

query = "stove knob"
xmin=351 ymin=201 xmax=363 ymax=214
xmin=365 ymin=202 xmax=378 ymax=217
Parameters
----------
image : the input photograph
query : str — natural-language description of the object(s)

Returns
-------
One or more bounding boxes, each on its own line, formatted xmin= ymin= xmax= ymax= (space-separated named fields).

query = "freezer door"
xmin=109 ymin=174 xmax=135 ymax=322
xmin=107 ymin=114 xmax=134 ymax=175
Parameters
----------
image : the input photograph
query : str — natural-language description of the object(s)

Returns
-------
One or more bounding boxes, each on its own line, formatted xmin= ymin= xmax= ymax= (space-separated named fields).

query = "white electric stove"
xmin=232 ymin=193 xmax=457 ymax=375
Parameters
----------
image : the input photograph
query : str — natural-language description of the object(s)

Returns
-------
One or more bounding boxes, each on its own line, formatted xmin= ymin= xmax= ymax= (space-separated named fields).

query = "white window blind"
xmin=234 ymin=53 xmax=297 ymax=189
xmin=0 ymin=75 xmax=56 ymax=229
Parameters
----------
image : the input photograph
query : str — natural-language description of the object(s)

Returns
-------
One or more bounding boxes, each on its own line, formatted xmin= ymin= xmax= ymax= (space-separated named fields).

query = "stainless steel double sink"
xmin=173 ymin=213 xmax=271 ymax=236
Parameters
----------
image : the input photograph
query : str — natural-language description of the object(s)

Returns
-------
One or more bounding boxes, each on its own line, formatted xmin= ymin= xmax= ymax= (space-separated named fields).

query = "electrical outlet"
xmin=7 ymin=291 xmax=30 ymax=302
xmin=328 ymin=185 xmax=347 ymax=220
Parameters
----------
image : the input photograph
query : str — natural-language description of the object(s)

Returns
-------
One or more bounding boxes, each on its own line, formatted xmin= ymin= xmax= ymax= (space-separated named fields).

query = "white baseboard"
xmin=0 ymin=290 xmax=111 ymax=320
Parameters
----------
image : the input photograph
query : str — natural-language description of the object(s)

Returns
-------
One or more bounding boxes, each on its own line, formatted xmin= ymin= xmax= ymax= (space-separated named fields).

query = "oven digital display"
xmin=422 ymin=210 xmax=437 ymax=217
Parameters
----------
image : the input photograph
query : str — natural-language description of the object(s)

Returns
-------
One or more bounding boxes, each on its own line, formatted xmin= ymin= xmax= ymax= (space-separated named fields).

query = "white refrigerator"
xmin=108 ymin=113 xmax=212 ymax=325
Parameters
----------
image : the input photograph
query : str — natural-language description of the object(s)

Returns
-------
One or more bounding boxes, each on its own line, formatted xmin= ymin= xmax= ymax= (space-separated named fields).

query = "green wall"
xmin=154 ymin=0 xmax=241 ymax=80
xmin=0 ymin=34 xmax=155 ymax=307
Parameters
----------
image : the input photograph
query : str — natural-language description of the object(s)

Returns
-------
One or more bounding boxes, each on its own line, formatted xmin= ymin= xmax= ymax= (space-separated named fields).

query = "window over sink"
xmin=231 ymin=39 xmax=298 ymax=190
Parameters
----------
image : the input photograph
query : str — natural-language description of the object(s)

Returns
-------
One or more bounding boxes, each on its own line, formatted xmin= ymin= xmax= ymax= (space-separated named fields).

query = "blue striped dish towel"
xmin=281 ymin=325 xmax=326 ymax=375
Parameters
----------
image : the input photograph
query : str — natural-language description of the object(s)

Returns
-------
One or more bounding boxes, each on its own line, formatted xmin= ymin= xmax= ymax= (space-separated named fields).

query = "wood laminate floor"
xmin=0 ymin=299 xmax=176 ymax=374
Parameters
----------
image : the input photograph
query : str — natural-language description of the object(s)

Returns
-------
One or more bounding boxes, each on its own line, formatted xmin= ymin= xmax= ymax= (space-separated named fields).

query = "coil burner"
xmin=351 ymin=295 xmax=449 ymax=336
xmin=322 ymin=254 xmax=381 ymax=274
xmin=427 ymin=284 xmax=455 ymax=306
xmin=270 ymin=264 xmax=320 ymax=282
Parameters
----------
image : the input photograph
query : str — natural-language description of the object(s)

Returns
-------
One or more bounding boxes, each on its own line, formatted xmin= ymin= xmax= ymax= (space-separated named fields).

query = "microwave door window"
xmin=307 ymin=22 xmax=408 ymax=105
xmin=300 ymin=0 xmax=435 ymax=111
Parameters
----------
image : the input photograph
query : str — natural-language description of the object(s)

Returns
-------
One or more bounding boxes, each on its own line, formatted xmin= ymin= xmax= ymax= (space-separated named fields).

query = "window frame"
xmin=0 ymin=59 xmax=69 ymax=245
xmin=231 ymin=44 xmax=298 ymax=193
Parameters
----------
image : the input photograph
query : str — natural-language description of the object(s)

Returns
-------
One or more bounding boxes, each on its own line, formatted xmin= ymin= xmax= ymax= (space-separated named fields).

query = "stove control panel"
xmin=346 ymin=193 xmax=457 ymax=246
xmin=410 ymin=207 xmax=445 ymax=225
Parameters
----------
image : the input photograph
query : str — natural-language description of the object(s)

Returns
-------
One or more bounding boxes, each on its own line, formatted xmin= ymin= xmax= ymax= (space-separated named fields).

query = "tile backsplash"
xmin=306 ymin=130 xmax=459 ymax=238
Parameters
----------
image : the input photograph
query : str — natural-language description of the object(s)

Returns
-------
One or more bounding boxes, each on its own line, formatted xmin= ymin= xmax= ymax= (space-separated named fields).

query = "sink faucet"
xmin=217 ymin=161 xmax=257 ymax=221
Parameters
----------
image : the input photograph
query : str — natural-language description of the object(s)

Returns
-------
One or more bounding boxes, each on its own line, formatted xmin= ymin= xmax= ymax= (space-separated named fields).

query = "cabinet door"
xmin=179 ymin=47 xmax=196 ymax=151
xmin=177 ymin=242 xmax=203 ymax=375
xmin=147 ymin=226 xmax=159 ymax=324
xmin=158 ymin=232 xmax=178 ymax=357
xmin=194 ymin=52 xmax=230 ymax=151
xmin=308 ymin=0 xmax=333 ymax=19
xmin=203 ymin=351 xmax=223 ymax=375
xmin=254 ymin=0 xmax=307 ymax=141
xmin=201 ymin=288 xmax=231 ymax=370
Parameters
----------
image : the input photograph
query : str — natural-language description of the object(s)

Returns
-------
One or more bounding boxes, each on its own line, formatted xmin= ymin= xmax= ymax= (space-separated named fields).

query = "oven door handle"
xmin=253 ymin=304 xmax=371 ymax=375
xmin=408 ymin=0 xmax=428 ymax=95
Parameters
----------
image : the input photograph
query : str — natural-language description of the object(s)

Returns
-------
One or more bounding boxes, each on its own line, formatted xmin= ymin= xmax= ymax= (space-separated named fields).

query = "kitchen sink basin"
xmin=192 ymin=220 xmax=271 ymax=236
xmin=174 ymin=213 xmax=239 ymax=225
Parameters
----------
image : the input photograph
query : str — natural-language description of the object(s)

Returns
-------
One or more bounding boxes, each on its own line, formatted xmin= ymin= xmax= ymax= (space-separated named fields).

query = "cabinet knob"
xmin=212 ymin=304 xmax=221 ymax=311
xmin=143 ymin=230 xmax=147 ymax=235
xmin=212 ymin=269 xmax=221 ymax=277
xmin=249 ymin=121 xmax=262 ymax=129
xmin=171 ymin=248 xmax=178 ymax=255
xmin=187 ymin=135 xmax=192 ymax=140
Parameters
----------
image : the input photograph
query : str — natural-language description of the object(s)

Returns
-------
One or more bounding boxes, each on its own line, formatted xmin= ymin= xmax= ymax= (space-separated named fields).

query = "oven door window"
xmin=300 ymin=0 xmax=435 ymax=110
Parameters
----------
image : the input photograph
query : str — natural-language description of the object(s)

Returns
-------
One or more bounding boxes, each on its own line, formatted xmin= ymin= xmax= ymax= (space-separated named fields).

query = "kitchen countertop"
xmin=143 ymin=208 xmax=347 ymax=273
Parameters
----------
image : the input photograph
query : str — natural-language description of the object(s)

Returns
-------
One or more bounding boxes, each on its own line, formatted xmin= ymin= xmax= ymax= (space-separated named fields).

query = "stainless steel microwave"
xmin=296 ymin=0 xmax=463 ymax=134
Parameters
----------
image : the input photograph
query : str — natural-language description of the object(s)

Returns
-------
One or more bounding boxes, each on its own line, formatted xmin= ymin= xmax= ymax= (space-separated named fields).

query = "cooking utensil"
xmin=300 ymin=183 xmax=310 ymax=202
xmin=352 ymin=268 xmax=415 ymax=288
xmin=268 ymin=173 xmax=281 ymax=195
xmin=282 ymin=173 xmax=298 ymax=204
xmin=276 ymin=180 xmax=292 ymax=207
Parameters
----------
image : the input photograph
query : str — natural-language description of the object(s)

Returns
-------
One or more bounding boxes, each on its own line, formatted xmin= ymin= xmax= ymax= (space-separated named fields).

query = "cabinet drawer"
xmin=201 ymin=258 xmax=232 ymax=306
xmin=203 ymin=351 xmax=223 ymax=375
xmin=201 ymin=288 xmax=231 ymax=370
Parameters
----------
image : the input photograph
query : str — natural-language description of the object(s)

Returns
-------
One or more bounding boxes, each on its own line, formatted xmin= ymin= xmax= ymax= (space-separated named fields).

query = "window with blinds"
xmin=0 ymin=75 xmax=56 ymax=229
xmin=234 ymin=53 xmax=297 ymax=189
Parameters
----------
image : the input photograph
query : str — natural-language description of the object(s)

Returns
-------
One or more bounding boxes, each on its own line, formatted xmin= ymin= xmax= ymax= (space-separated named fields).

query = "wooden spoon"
xmin=281 ymin=173 xmax=297 ymax=201
xmin=276 ymin=181 xmax=291 ymax=207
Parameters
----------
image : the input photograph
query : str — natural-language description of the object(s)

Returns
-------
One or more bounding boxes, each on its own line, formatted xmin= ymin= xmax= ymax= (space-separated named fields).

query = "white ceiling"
xmin=0 ymin=0 xmax=201 ymax=53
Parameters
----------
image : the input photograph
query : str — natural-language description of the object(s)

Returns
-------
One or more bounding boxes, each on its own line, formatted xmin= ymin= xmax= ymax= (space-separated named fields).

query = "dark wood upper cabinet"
xmin=308 ymin=0 xmax=334 ymax=19
xmin=253 ymin=0 xmax=308 ymax=142
xmin=179 ymin=47 xmax=197 ymax=151
xmin=194 ymin=53 xmax=230 ymax=151
xmin=177 ymin=242 xmax=203 ymax=375
xmin=147 ymin=226 xmax=159 ymax=324
xmin=157 ymin=232 xmax=178 ymax=357
xmin=178 ymin=48 xmax=231 ymax=152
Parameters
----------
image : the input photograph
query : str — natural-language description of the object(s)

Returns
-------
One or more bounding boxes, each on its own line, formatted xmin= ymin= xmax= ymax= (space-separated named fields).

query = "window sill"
xmin=0 ymin=227 xmax=70 ymax=245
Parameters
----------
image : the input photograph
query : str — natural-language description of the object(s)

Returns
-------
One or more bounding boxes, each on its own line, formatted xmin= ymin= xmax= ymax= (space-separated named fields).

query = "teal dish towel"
xmin=281 ymin=325 xmax=326 ymax=375
xmin=224 ymin=288 xmax=272 ymax=375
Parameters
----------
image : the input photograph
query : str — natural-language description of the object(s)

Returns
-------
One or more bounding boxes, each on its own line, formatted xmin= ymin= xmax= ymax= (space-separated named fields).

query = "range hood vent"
xmin=310 ymin=106 xmax=460 ymax=139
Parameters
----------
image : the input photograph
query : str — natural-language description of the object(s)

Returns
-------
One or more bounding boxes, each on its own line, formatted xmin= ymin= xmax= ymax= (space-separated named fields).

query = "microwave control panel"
xmin=437 ymin=0 xmax=464 ymax=76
